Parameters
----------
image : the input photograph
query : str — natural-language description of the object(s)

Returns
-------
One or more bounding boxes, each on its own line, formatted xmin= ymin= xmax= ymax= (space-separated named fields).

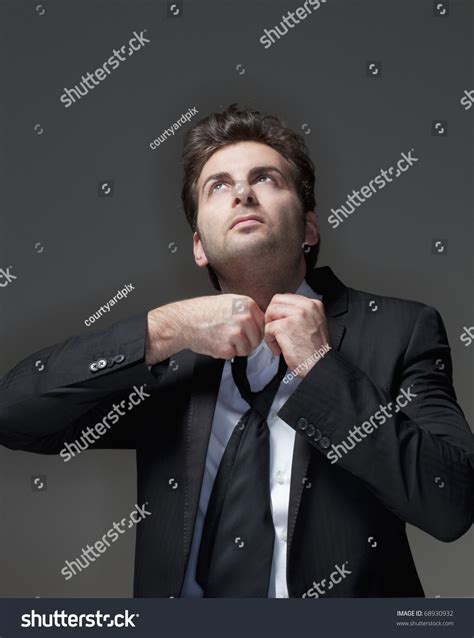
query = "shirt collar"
xmin=294 ymin=275 xmax=322 ymax=301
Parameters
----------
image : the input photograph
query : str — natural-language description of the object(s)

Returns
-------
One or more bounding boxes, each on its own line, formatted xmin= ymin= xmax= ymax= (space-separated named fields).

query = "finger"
xmin=269 ymin=293 xmax=312 ymax=307
xmin=248 ymin=301 xmax=266 ymax=342
xmin=230 ymin=331 xmax=253 ymax=357
xmin=265 ymin=302 xmax=298 ymax=323
xmin=270 ymin=294 xmax=324 ymax=311
xmin=264 ymin=321 xmax=282 ymax=356
xmin=241 ymin=315 xmax=264 ymax=351
xmin=265 ymin=298 xmax=324 ymax=323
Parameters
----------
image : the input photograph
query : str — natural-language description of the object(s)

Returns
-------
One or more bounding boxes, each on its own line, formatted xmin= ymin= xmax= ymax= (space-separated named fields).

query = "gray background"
xmin=0 ymin=0 xmax=472 ymax=597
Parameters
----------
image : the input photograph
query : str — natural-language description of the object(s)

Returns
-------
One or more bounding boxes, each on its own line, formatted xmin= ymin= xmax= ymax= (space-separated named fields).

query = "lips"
xmin=230 ymin=214 xmax=264 ymax=229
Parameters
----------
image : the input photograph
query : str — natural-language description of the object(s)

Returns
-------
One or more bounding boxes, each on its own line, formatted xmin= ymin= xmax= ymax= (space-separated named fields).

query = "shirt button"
xmin=275 ymin=471 xmax=285 ymax=484
xmin=280 ymin=530 xmax=287 ymax=542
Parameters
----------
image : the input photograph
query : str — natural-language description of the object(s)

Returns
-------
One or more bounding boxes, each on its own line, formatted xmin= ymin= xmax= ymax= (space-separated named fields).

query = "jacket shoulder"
xmin=347 ymin=286 xmax=430 ymax=320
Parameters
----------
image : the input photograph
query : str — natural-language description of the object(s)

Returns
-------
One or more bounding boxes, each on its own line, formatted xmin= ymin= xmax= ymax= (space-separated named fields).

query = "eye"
xmin=256 ymin=173 xmax=275 ymax=183
xmin=210 ymin=181 xmax=227 ymax=193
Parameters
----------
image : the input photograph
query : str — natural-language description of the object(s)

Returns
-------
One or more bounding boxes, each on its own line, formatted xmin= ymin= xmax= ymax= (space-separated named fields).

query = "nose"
xmin=231 ymin=180 xmax=253 ymax=203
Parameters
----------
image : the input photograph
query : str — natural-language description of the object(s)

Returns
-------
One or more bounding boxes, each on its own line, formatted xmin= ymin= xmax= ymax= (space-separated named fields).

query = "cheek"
xmin=275 ymin=196 xmax=303 ymax=223
xmin=198 ymin=205 xmax=225 ymax=238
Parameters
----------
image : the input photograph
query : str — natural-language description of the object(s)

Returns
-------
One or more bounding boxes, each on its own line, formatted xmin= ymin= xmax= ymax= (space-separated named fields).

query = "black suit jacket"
xmin=0 ymin=266 xmax=473 ymax=597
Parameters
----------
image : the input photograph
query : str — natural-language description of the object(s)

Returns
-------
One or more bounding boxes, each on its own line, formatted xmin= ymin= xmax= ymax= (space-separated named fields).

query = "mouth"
xmin=230 ymin=215 xmax=264 ymax=230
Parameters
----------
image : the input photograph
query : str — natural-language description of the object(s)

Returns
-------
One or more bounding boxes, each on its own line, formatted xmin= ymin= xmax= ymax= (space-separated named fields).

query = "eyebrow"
xmin=200 ymin=164 xmax=288 ymax=195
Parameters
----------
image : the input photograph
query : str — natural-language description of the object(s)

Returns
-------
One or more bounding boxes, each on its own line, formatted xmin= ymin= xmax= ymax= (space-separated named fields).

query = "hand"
xmin=146 ymin=295 xmax=266 ymax=364
xmin=264 ymin=294 xmax=331 ymax=378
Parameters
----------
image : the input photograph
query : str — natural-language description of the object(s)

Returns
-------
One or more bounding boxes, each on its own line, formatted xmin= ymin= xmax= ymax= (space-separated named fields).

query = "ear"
xmin=303 ymin=211 xmax=319 ymax=247
xmin=193 ymin=230 xmax=209 ymax=267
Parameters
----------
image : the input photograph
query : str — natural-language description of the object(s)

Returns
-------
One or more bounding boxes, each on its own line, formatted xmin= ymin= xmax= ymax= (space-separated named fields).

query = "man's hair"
xmin=181 ymin=103 xmax=319 ymax=291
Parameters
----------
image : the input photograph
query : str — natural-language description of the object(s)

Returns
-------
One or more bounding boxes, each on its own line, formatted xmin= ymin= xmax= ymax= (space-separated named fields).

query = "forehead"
xmin=196 ymin=141 xmax=291 ymax=187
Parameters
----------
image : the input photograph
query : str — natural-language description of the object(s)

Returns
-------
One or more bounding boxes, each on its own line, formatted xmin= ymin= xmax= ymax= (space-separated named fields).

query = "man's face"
xmin=192 ymin=141 xmax=318 ymax=280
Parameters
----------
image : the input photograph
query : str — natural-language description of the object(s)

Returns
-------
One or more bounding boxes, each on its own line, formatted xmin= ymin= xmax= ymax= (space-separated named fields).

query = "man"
xmin=0 ymin=104 xmax=473 ymax=598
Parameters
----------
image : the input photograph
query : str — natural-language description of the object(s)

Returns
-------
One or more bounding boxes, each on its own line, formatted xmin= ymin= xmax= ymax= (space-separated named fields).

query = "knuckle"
xmin=245 ymin=297 xmax=258 ymax=313
xmin=221 ymin=346 xmax=235 ymax=359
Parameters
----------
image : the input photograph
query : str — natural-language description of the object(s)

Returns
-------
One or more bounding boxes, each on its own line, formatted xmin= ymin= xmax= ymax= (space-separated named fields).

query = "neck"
xmin=218 ymin=259 xmax=306 ymax=311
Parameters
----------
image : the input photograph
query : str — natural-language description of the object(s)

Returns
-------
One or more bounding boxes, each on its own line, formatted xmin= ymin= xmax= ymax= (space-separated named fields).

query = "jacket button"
xmin=320 ymin=436 xmax=330 ymax=449
xmin=114 ymin=354 xmax=125 ymax=364
xmin=297 ymin=417 xmax=308 ymax=431
xmin=306 ymin=424 xmax=315 ymax=437
xmin=97 ymin=358 xmax=107 ymax=369
xmin=313 ymin=428 xmax=322 ymax=442
xmin=89 ymin=361 xmax=98 ymax=373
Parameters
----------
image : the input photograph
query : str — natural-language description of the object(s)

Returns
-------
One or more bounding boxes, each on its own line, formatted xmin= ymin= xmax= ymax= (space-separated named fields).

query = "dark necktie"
xmin=196 ymin=352 xmax=288 ymax=597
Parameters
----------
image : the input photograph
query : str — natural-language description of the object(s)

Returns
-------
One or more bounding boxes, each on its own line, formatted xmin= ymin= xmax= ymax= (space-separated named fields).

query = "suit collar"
xmin=305 ymin=265 xmax=348 ymax=317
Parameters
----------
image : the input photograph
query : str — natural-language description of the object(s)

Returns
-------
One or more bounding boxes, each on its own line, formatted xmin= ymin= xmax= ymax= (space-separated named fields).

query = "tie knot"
xmin=230 ymin=354 xmax=287 ymax=419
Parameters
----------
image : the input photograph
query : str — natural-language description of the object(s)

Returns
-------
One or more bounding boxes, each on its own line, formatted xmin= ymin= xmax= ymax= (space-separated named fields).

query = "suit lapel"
xmin=287 ymin=267 xmax=348 ymax=552
xmin=183 ymin=354 xmax=225 ymax=565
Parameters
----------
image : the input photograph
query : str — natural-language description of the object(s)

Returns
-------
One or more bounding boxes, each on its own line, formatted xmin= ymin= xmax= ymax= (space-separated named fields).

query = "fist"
xmin=264 ymin=294 xmax=331 ymax=377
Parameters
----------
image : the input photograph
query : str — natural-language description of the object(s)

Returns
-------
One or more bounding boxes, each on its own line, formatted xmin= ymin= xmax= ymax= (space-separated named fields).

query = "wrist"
xmin=145 ymin=302 xmax=188 ymax=365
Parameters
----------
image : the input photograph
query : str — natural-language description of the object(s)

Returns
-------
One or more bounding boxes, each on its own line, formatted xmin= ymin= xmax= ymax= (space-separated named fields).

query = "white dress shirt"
xmin=180 ymin=277 xmax=322 ymax=597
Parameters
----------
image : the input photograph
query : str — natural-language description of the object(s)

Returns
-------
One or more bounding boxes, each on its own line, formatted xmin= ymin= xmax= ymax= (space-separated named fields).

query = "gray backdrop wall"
xmin=0 ymin=0 xmax=472 ymax=597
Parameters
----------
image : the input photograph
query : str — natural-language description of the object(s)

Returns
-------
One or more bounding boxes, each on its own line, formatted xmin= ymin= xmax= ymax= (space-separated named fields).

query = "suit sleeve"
xmin=277 ymin=305 xmax=474 ymax=542
xmin=0 ymin=313 xmax=170 ymax=454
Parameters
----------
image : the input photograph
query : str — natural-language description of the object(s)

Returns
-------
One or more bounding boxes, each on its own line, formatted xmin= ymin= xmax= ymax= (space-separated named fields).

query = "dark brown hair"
xmin=181 ymin=103 xmax=319 ymax=290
